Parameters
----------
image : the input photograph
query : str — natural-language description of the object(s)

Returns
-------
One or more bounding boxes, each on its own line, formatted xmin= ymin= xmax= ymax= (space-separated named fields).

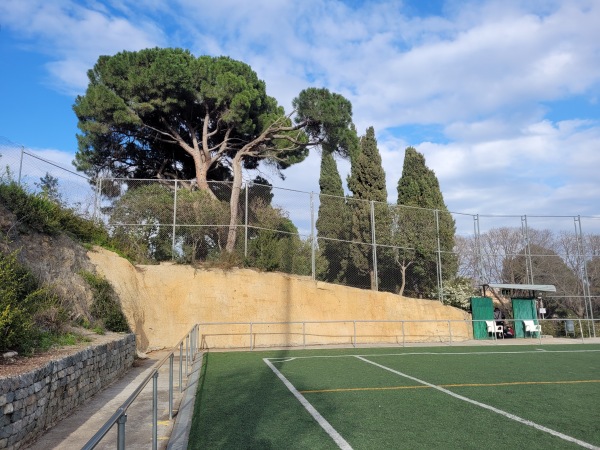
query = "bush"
xmin=80 ymin=271 xmax=129 ymax=332
xmin=0 ymin=250 xmax=66 ymax=352
xmin=0 ymin=181 xmax=111 ymax=246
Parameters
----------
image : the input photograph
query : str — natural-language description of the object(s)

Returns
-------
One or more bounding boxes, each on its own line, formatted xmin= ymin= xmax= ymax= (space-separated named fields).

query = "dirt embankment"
xmin=88 ymin=247 xmax=473 ymax=352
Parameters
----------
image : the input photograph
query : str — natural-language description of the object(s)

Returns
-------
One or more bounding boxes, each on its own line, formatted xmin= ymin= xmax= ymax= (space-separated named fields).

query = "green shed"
xmin=482 ymin=283 xmax=556 ymax=339
xmin=470 ymin=297 xmax=494 ymax=339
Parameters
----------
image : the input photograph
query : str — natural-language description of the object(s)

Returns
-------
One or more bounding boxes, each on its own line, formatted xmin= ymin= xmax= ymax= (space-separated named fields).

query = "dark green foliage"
xmin=177 ymin=189 xmax=230 ymax=263
xmin=347 ymin=127 xmax=389 ymax=289
xmin=0 ymin=250 xmax=64 ymax=352
xmin=35 ymin=172 xmax=62 ymax=203
xmin=0 ymin=181 xmax=110 ymax=245
xmin=316 ymin=151 xmax=350 ymax=282
xmin=74 ymin=48 xmax=285 ymax=184
xmin=108 ymin=183 xmax=175 ymax=262
xmin=293 ymin=88 xmax=357 ymax=158
xmin=245 ymin=204 xmax=311 ymax=275
xmin=394 ymin=147 xmax=457 ymax=297
xmin=80 ymin=271 xmax=129 ymax=332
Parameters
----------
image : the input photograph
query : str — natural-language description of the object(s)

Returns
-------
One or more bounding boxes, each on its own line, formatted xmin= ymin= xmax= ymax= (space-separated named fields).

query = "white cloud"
xmin=1 ymin=0 xmax=599 ymax=224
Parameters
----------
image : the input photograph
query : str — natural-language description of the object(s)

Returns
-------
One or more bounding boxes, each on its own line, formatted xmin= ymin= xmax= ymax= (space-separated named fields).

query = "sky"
xmin=1 ymin=0 xmax=599 ymax=235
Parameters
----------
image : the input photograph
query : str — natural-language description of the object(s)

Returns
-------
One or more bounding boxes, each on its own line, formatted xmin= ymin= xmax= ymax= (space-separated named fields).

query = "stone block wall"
xmin=0 ymin=333 xmax=135 ymax=449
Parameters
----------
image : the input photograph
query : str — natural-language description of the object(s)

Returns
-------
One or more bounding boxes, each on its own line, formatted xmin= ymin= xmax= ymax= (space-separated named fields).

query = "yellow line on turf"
xmin=300 ymin=379 xmax=600 ymax=394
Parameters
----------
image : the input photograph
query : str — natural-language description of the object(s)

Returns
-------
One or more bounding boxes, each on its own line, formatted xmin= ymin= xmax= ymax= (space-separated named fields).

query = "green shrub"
xmin=0 ymin=250 xmax=67 ymax=352
xmin=80 ymin=271 xmax=129 ymax=332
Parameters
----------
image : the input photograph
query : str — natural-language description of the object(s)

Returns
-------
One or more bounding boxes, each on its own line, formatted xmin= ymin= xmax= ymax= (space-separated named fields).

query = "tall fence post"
xmin=575 ymin=216 xmax=595 ymax=337
xmin=172 ymin=179 xmax=178 ymax=260
xmin=17 ymin=146 xmax=24 ymax=185
xmin=435 ymin=209 xmax=443 ymax=301
xmin=310 ymin=192 xmax=316 ymax=280
xmin=370 ymin=200 xmax=378 ymax=291
xmin=473 ymin=214 xmax=484 ymax=285
xmin=521 ymin=215 xmax=534 ymax=285
xmin=244 ymin=181 xmax=249 ymax=258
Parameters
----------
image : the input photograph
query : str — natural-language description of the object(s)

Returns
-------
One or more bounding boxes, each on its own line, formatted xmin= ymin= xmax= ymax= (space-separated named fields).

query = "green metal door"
xmin=511 ymin=298 xmax=538 ymax=338
xmin=470 ymin=297 xmax=494 ymax=339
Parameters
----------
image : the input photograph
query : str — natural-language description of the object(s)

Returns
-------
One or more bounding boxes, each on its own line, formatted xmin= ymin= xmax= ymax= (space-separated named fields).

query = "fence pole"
xmin=370 ymin=201 xmax=378 ymax=291
xmin=353 ymin=321 xmax=357 ymax=347
xmin=575 ymin=216 xmax=595 ymax=338
xmin=17 ymin=146 xmax=24 ymax=185
xmin=521 ymin=215 xmax=534 ymax=285
xmin=310 ymin=192 xmax=316 ymax=280
xmin=172 ymin=180 xmax=178 ymax=260
xmin=473 ymin=214 xmax=484 ymax=285
xmin=435 ymin=209 xmax=443 ymax=301
xmin=244 ymin=181 xmax=249 ymax=258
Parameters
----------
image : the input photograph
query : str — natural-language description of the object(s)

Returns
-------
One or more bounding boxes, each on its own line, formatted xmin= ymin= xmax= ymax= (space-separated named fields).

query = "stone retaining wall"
xmin=0 ymin=333 xmax=136 ymax=449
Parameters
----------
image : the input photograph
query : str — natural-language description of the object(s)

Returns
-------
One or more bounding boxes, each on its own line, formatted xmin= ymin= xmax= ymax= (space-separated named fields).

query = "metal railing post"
xmin=250 ymin=322 xmax=254 ymax=350
xmin=402 ymin=321 xmax=405 ymax=347
xmin=448 ymin=320 xmax=452 ymax=344
xmin=303 ymin=322 xmax=306 ymax=348
xmin=117 ymin=414 xmax=127 ymax=450
xmin=169 ymin=353 xmax=174 ymax=420
xmin=186 ymin=334 xmax=190 ymax=376
xmin=353 ymin=321 xmax=357 ymax=347
xmin=179 ymin=342 xmax=183 ymax=393
xmin=152 ymin=372 xmax=158 ymax=450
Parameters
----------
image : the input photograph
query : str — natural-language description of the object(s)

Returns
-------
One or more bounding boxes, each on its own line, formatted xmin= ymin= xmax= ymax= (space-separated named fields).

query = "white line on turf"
xmin=265 ymin=348 xmax=600 ymax=362
xmin=354 ymin=355 xmax=600 ymax=450
xmin=263 ymin=358 xmax=353 ymax=450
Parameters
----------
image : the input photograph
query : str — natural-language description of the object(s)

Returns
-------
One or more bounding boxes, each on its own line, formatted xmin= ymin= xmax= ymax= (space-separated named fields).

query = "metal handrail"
xmin=82 ymin=324 xmax=199 ymax=450
xmin=195 ymin=318 xmax=599 ymax=350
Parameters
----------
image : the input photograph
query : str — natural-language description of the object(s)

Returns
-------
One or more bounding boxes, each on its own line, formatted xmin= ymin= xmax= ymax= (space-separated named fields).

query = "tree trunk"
xmin=226 ymin=154 xmax=244 ymax=253
xmin=193 ymin=153 xmax=217 ymax=199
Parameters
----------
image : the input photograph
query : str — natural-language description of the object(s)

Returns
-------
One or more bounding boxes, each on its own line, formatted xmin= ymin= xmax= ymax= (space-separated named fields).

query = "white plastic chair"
xmin=486 ymin=320 xmax=503 ymax=338
xmin=523 ymin=320 xmax=541 ymax=337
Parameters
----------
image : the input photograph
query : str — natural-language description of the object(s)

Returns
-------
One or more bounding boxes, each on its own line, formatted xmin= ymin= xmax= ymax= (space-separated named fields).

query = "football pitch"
xmin=188 ymin=344 xmax=600 ymax=449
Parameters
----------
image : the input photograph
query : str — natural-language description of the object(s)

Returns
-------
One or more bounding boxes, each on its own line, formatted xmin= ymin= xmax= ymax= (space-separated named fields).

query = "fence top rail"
xmin=197 ymin=318 xmax=598 ymax=326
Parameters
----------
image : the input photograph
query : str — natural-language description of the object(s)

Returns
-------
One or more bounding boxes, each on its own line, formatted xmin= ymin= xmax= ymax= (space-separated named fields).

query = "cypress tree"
xmin=395 ymin=147 xmax=457 ymax=298
xmin=347 ymin=127 xmax=390 ymax=290
xmin=316 ymin=151 xmax=349 ymax=282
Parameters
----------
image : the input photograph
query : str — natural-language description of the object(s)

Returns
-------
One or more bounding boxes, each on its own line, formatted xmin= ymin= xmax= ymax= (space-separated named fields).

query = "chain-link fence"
xmin=1 ymin=137 xmax=598 ymax=324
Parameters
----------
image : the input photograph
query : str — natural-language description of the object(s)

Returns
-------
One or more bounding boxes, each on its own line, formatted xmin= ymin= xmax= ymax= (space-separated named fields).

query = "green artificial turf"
xmin=187 ymin=345 xmax=600 ymax=449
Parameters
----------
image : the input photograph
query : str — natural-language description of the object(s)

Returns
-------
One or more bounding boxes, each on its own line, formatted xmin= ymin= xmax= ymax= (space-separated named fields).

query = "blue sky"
xmin=1 ymin=0 xmax=599 ymax=229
